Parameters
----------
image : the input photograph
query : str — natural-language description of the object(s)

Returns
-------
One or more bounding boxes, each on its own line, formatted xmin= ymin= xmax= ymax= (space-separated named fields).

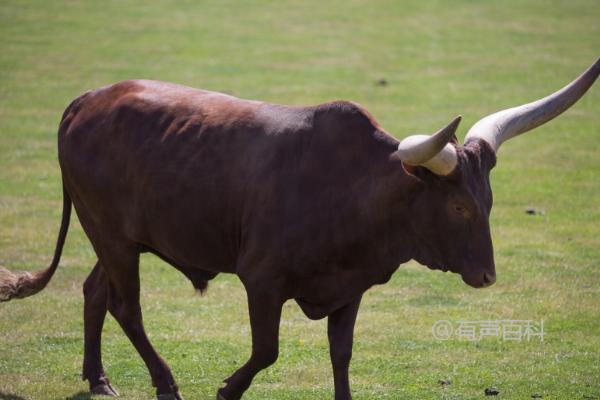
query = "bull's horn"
xmin=397 ymin=116 xmax=461 ymax=176
xmin=465 ymin=58 xmax=600 ymax=152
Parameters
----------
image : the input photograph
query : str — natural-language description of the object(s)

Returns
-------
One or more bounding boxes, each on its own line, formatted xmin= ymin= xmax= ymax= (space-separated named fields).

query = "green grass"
xmin=0 ymin=1 xmax=598 ymax=399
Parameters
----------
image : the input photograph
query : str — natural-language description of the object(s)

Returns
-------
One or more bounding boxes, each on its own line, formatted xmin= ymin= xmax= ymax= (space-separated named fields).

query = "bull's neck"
xmin=355 ymin=152 xmax=422 ymax=277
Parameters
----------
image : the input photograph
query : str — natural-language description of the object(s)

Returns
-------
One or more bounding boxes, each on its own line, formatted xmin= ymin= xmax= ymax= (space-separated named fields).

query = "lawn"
xmin=0 ymin=1 xmax=598 ymax=399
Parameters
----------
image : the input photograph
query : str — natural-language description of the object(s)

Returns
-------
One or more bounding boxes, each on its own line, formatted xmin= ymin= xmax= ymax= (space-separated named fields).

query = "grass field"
xmin=0 ymin=1 xmax=599 ymax=399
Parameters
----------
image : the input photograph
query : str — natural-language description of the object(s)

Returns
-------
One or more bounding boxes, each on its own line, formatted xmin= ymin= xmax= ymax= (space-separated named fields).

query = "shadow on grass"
xmin=0 ymin=392 xmax=28 ymax=400
xmin=65 ymin=391 xmax=93 ymax=400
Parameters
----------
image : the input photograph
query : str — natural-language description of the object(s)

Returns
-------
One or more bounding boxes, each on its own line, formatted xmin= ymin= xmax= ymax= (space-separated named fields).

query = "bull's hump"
xmin=320 ymin=100 xmax=380 ymax=125
xmin=313 ymin=100 xmax=387 ymax=139
xmin=254 ymin=100 xmax=381 ymax=136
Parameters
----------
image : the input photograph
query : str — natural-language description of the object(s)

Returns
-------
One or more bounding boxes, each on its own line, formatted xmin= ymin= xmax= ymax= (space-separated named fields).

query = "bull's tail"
xmin=0 ymin=184 xmax=72 ymax=301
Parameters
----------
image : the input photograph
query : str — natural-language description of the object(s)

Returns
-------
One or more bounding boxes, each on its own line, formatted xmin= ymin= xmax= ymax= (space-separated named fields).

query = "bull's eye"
xmin=454 ymin=204 xmax=468 ymax=217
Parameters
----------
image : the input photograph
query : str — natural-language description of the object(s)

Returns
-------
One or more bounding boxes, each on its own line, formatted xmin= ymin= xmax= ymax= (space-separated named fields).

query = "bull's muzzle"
xmin=462 ymin=271 xmax=496 ymax=288
xmin=482 ymin=272 xmax=496 ymax=287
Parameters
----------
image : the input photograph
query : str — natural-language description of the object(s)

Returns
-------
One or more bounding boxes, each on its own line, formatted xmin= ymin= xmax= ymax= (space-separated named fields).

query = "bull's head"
xmin=397 ymin=59 xmax=599 ymax=288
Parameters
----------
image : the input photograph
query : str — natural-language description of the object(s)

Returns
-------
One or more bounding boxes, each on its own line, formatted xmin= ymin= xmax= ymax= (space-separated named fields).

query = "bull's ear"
xmin=465 ymin=137 xmax=497 ymax=172
xmin=397 ymin=116 xmax=461 ymax=176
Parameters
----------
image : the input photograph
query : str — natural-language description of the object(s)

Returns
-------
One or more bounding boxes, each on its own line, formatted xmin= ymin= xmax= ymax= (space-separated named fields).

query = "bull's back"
xmin=57 ymin=80 xmax=394 ymax=276
xmin=57 ymin=80 xmax=277 ymax=271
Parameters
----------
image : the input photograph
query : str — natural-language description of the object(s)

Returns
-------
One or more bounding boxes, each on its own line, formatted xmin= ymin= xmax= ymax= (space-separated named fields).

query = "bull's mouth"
xmin=461 ymin=271 xmax=496 ymax=288
xmin=423 ymin=260 xmax=496 ymax=288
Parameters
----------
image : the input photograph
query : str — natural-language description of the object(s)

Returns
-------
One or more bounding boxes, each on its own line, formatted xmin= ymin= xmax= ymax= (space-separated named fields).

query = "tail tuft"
xmin=0 ymin=266 xmax=41 ymax=302
xmin=0 ymin=184 xmax=72 ymax=302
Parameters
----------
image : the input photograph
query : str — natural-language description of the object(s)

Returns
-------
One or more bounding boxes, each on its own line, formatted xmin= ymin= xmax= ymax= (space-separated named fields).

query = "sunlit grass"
xmin=0 ymin=1 xmax=598 ymax=399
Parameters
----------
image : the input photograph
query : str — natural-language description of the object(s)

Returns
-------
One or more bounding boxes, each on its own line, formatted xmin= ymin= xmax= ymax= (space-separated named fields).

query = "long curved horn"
xmin=397 ymin=116 xmax=461 ymax=175
xmin=465 ymin=58 xmax=600 ymax=151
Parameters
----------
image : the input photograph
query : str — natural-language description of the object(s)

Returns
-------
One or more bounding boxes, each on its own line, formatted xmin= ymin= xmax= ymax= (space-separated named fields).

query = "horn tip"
xmin=448 ymin=115 xmax=462 ymax=131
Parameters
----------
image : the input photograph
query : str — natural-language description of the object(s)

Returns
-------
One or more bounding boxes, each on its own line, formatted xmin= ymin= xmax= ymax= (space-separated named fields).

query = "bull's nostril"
xmin=483 ymin=272 xmax=496 ymax=286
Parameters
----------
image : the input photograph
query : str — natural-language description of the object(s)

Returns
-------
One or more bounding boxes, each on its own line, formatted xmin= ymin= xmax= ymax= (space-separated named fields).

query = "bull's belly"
xmin=136 ymin=231 xmax=236 ymax=274
xmin=291 ymin=267 xmax=377 ymax=320
xmin=137 ymin=180 xmax=243 ymax=271
xmin=295 ymin=297 xmax=345 ymax=320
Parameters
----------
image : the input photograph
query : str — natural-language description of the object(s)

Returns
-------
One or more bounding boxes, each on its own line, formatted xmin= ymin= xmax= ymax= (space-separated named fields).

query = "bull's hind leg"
xmin=93 ymin=240 xmax=183 ymax=400
xmin=82 ymin=261 xmax=118 ymax=396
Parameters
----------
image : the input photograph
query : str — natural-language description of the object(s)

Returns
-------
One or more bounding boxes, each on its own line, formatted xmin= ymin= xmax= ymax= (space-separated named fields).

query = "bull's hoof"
xmin=90 ymin=382 xmax=119 ymax=396
xmin=157 ymin=392 xmax=184 ymax=400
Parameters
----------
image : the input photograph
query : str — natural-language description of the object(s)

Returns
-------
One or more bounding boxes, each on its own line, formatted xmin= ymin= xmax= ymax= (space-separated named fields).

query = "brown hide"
xmin=0 ymin=80 xmax=499 ymax=400
xmin=59 ymin=80 xmax=427 ymax=318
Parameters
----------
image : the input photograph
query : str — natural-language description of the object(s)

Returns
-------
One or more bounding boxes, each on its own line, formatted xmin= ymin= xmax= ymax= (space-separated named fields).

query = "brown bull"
xmin=1 ymin=59 xmax=598 ymax=400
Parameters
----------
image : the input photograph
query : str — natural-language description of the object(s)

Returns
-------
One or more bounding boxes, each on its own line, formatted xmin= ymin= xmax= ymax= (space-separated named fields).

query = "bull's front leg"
xmin=327 ymin=296 xmax=362 ymax=400
xmin=217 ymin=286 xmax=284 ymax=400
